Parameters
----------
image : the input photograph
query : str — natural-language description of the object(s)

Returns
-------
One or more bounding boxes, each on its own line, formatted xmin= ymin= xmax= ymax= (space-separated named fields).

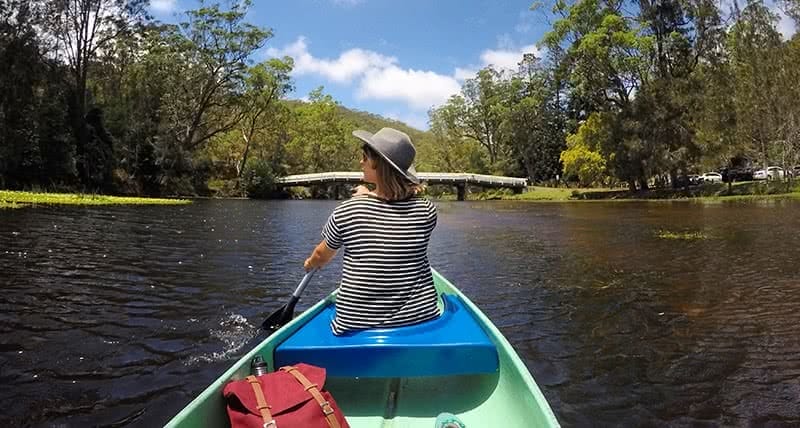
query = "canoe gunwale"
xmin=165 ymin=268 xmax=560 ymax=427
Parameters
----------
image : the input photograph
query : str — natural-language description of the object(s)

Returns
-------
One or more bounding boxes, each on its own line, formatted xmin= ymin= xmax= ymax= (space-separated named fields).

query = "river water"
xmin=1 ymin=199 xmax=799 ymax=427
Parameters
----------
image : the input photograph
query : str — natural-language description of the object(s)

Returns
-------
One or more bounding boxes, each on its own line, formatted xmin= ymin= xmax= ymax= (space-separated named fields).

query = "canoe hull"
xmin=166 ymin=269 xmax=559 ymax=427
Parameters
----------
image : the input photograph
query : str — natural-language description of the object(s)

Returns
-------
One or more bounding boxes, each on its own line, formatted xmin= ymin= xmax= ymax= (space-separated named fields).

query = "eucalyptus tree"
xmin=287 ymin=88 xmax=356 ymax=175
xmin=427 ymin=101 xmax=488 ymax=174
xmin=0 ymin=0 xmax=78 ymax=187
xmin=236 ymin=58 xmax=294 ymax=179
xmin=43 ymin=0 xmax=149 ymax=187
xmin=543 ymin=0 xmax=653 ymax=189
xmin=503 ymin=54 xmax=566 ymax=182
xmin=728 ymin=0 xmax=784 ymax=171
xmin=426 ymin=67 xmax=514 ymax=174
xmin=774 ymin=34 xmax=800 ymax=184
xmin=146 ymin=0 xmax=272 ymax=193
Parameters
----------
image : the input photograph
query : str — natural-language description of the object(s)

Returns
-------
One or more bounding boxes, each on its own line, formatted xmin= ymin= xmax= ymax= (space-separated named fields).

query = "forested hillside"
xmin=2 ymin=0 xmax=799 ymax=197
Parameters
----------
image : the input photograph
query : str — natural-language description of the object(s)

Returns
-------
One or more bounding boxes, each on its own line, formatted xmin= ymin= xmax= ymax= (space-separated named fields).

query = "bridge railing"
xmin=277 ymin=172 xmax=528 ymax=188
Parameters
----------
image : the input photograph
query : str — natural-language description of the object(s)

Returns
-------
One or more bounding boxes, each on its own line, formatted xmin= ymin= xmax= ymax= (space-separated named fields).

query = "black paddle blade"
xmin=261 ymin=306 xmax=288 ymax=330
xmin=261 ymin=297 xmax=299 ymax=330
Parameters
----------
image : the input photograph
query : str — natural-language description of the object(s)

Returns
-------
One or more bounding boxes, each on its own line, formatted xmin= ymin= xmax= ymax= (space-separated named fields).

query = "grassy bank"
xmin=501 ymin=181 xmax=800 ymax=202
xmin=0 ymin=191 xmax=192 ymax=207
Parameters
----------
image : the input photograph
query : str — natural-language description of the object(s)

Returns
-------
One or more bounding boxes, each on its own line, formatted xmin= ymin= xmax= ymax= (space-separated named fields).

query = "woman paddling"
xmin=303 ymin=127 xmax=440 ymax=335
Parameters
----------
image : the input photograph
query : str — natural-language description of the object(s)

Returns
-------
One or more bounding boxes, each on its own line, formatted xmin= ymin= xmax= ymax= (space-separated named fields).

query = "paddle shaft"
xmin=291 ymin=269 xmax=317 ymax=299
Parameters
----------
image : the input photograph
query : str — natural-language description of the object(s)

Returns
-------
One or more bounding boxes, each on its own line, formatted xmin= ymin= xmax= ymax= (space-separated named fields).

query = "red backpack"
xmin=223 ymin=363 xmax=349 ymax=428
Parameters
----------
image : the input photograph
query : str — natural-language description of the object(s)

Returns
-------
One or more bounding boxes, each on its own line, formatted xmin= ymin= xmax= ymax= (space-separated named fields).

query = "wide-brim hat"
xmin=353 ymin=127 xmax=419 ymax=184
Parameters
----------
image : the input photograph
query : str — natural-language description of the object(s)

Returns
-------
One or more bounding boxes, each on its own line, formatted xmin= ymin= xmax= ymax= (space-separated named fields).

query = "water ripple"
xmin=2 ymin=200 xmax=800 ymax=426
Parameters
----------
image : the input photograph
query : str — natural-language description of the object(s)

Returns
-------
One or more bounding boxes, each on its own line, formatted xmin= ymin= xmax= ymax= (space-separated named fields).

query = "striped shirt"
xmin=321 ymin=194 xmax=440 ymax=335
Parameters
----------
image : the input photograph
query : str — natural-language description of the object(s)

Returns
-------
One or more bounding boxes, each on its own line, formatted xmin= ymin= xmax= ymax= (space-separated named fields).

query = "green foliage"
xmin=243 ymin=159 xmax=278 ymax=199
xmin=561 ymin=113 xmax=610 ymax=186
xmin=0 ymin=190 xmax=190 ymax=205
xmin=657 ymin=230 xmax=709 ymax=240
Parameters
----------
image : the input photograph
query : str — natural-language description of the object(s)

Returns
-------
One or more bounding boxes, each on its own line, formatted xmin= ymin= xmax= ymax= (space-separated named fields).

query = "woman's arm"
xmin=304 ymin=240 xmax=337 ymax=271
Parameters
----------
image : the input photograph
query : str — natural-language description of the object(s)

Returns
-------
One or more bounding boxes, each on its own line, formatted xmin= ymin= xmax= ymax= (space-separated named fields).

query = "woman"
xmin=303 ymin=127 xmax=440 ymax=335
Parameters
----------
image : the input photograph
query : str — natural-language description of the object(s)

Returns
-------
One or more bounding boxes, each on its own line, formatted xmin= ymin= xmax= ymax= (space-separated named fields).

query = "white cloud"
xmin=267 ymin=37 xmax=396 ymax=83
xmin=332 ymin=0 xmax=364 ymax=5
xmin=267 ymin=37 xmax=460 ymax=110
xmin=479 ymin=44 xmax=540 ymax=70
xmin=777 ymin=11 xmax=798 ymax=40
xmin=265 ymin=37 xmax=540 ymax=114
xmin=150 ymin=0 xmax=177 ymax=13
xmin=454 ymin=67 xmax=478 ymax=81
xmin=453 ymin=43 xmax=541 ymax=81
xmin=383 ymin=111 xmax=430 ymax=131
xmin=358 ymin=66 xmax=462 ymax=110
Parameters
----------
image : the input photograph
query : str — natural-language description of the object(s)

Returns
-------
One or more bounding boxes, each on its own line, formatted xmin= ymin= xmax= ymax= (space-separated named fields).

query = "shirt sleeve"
xmin=427 ymin=199 xmax=438 ymax=227
xmin=321 ymin=207 xmax=343 ymax=250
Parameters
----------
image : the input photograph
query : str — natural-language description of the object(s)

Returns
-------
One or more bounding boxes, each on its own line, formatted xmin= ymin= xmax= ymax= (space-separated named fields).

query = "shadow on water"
xmin=1 ymin=199 xmax=799 ymax=426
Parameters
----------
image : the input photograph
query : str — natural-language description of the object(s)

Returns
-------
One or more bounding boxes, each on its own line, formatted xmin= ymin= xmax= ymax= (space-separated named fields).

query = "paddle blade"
xmin=261 ymin=305 xmax=288 ymax=330
xmin=261 ymin=297 xmax=299 ymax=330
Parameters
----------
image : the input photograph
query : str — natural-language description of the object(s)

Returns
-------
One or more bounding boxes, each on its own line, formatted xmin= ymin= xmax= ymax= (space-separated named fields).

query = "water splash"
xmin=186 ymin=314 xmax=256 ymax=365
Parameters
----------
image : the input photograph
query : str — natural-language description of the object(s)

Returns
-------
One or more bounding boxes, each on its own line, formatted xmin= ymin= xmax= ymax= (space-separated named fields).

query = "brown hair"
xmin=363 ymin=145 xmax=422 ymax=201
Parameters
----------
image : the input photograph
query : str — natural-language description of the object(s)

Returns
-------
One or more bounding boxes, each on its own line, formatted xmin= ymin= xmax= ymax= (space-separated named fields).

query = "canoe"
xmin=166 ymin=269 xmax=560 ymax=427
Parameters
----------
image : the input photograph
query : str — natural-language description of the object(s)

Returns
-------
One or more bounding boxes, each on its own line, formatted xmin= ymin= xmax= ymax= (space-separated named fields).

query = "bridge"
xmin=277 ymin=172 xmax=528 ymax=200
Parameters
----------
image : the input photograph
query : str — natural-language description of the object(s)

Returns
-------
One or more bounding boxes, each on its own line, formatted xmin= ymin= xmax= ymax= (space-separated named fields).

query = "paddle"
xmin=261 ymin=269 xmax=318 ymax=330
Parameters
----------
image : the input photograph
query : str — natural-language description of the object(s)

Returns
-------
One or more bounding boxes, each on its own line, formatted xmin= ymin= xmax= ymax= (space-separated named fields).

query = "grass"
xmin=657 ymin=230 xmax=709 ymax=240
xmin=500 ymin=180 xmax=800 ymax=202
xmin=508 ymin=186 xmax=621 ymax=201
xmin=0 ymin=201 xmax=23 ymax=209
xmin=0 ymin=190 xmax=192 ymax=207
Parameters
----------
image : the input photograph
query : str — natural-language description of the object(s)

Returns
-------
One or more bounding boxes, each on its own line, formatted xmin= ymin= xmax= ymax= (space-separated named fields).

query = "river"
xmin=1 ymin=199 xmax=799 ymax=426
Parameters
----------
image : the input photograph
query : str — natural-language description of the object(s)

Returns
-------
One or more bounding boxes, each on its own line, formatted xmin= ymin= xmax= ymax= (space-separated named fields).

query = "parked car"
xmin=700 ymin=172 xmax=723 ymax=183
xmin=753 ymin=169 xmax=768 ymax=180
xmin=793 ymin=166 xmax=800 ymax=178
xmin=767 ymin=166 xmax=784 ymax=180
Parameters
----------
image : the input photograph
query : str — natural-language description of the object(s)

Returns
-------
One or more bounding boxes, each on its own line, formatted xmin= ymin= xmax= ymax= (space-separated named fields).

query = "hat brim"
xmin=353 ymin=130 xmax=420 ymax=184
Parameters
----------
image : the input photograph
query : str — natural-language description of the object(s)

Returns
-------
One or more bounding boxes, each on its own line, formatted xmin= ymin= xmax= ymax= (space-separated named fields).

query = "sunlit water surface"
xmin=1 ymin=199 xmax=799 ymax=426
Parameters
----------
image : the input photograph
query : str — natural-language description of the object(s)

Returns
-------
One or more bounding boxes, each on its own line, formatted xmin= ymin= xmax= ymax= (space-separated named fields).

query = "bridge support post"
xmin=456 ymin=184 xmax=466 ymax=201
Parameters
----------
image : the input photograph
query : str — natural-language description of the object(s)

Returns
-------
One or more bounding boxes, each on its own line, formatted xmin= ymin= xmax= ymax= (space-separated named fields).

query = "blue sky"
xmin=149 ymin=0 xmax=547 ymax=129
xmin=150 ymin=0 xmax=797 ymax=130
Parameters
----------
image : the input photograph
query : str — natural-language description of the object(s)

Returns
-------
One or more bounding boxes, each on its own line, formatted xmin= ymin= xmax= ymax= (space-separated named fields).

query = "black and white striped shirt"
xmin=321 ymin=195 xmax=440 ymax=335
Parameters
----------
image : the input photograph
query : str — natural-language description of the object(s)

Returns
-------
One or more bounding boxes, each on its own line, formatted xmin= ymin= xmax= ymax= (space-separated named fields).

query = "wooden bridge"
xmin=277 ymin=172 xmax=528 ymax=200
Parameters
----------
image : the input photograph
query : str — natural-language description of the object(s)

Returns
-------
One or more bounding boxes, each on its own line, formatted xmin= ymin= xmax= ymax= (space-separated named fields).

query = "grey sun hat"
xmin=353 ymin=127 xmax=419 ymax=184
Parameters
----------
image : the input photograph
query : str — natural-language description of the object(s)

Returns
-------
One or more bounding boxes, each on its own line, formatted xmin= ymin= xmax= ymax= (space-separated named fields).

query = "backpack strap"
xmin=246 ymin=375 xmax=276 ymax=428
xmin=280 ymin=366 xmax=341 ymax=428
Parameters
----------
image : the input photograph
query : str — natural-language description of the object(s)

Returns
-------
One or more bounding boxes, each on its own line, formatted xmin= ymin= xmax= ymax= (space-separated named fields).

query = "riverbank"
xmin=499 ymin=181 xmax=800 ymax=202
xmin=0 ymin=191 xmax=192 ymax=207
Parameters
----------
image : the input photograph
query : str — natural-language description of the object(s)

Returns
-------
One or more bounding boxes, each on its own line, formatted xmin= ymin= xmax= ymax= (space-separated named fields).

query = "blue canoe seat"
xmin=274 ymin=294 xmax=499 ymax=378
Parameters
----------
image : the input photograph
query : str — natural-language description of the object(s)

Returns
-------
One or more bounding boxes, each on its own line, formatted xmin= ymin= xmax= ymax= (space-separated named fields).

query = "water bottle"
xmin=251 ymin=355 xmax=268 ymax=376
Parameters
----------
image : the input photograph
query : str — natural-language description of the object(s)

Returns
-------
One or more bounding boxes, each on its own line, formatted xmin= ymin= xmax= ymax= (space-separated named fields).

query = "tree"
xmin=287 ymin=88 xmax=355 ymax=175
xmin=504 ymin=54 xmax=566 ymax=182
xmin=149 ymin=0 xmax=272 ymax=193
xmin=428 ymin=103 xmax=488 ymax=173
xmin=728 ymin=0 xmax=784 ymax=170
xmin=560 ymin=112 xmax=612 ymax=186
xmin=44 ymin=0 xmax=148 ymax=187
xmin=236 ymin=57 xmax=294 ymax=178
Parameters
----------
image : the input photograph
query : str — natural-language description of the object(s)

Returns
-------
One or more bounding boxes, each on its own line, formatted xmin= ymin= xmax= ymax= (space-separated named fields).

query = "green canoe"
xmin=166 ymin=269 xmax=559 ymax=427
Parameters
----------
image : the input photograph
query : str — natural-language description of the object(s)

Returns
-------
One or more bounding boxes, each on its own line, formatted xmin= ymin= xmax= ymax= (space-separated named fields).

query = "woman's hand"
xmin=352 ymin=185 xmax=371 ymax=196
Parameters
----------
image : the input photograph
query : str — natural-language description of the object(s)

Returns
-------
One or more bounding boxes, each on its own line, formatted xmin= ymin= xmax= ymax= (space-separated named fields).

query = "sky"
xmin=149 ymin=0 xmax=798 ymax=131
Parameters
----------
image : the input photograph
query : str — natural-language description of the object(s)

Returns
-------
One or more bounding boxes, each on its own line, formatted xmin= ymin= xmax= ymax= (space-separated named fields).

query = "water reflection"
xmin=1 ymin=199 xmax=799 ymax=426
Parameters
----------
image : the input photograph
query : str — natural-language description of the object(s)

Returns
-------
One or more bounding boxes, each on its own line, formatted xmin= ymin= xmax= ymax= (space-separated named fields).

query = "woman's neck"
xmin=372 ymin=183 xmax=389 ymax=199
